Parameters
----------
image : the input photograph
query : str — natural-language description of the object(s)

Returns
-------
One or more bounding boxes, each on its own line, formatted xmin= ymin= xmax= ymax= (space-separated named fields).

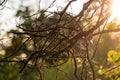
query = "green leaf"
xmin=98 ymin=69 xmax=106 ymax=75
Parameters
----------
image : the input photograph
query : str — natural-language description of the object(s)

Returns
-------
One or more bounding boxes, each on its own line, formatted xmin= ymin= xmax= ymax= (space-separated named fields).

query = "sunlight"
xmin=111 ymin=0 xmax=120 ymax=21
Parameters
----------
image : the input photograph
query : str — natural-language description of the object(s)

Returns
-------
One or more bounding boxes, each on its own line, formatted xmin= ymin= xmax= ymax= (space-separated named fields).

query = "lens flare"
xmin=111 ymin=0 xmax=120 ymax=21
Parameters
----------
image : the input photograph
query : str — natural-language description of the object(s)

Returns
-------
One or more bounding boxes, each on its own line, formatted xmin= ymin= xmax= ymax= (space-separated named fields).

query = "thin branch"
xmin=2 ymin=36 xmax=31 ymax=59
xmin=85 ymin=39 xmax=95 ymax=80
xmin=12 ymin=31 xmax=48 ymax=37
xmin=104 ymin=65 xmax=120 ymax=74
xmin=93 ymin=28 xmax=120 ymax=36
xmin=19 ymin=51 xmax=38 ymax=73
xmin=38 ymin=0 xmax=41 ymax=12
xmin=0 ymin=0 xmax=6 ymax=5
xmin=91 ymin=17 xmax=108 ymax=59
xmin=0 ymin=60 xmax=24 ymax=63
xmin=70 ymin=50 xmax=79 ymax=80
xmin=89 ymin=12 xmax=111 ymax=33
xmin=36 ymin=67 xmax=43 ymax=80
xmin=57 ymin=68 xmax=73 ymax=80
xmin=60 ymin=0 xmax=76 ymax=16
xmin=76 ymin=0 xmax=94 ymax=20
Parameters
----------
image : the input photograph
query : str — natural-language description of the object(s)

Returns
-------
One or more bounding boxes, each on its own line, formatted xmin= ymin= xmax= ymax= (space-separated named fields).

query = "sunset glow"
xmin=111 ymin=0 xmax=120 ymax=21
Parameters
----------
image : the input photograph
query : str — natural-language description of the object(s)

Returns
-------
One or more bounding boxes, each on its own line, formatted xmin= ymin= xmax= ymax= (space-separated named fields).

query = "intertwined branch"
xmin=1 ymin=0 xmax=120 ymax=80
xmin=0 ymin=0 xmax=6 ymax=5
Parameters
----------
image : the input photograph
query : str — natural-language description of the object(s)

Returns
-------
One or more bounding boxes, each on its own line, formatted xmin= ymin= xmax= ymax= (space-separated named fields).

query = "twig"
xmin=2 ymin=36 xmax=31 ymax=60
xmin=76 ymin=0 xmax=94 ymax=20
xmin=104 ymin=65 xmax=120 ymax=74
xmin=92 ymin=28 xmax=120 ymax=36
xmin=0 ymin=0 xmax=6 ymax=5
xmin=91 ymin=15 xmax=108 ymax=59
xmin=70 ymin=50 xmax=79 ymax=80
xmin=19 ymin=51 xmax=38 ymax=73
xmin=85 ymin=39 xmax=95 ymax=80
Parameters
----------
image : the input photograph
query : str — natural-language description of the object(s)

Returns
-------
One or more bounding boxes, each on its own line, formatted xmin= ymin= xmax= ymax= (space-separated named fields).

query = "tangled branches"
xmin=0 ymin=0 xmax=7 ymax=10
xmin=1 ymin=0 xmax=119 ymax=80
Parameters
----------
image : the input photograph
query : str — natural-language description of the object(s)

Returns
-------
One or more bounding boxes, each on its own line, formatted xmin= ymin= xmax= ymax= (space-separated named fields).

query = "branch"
xmin=0 ymin=0 xmax=6 ymax=5
xmin=70 ymin=51 xmax=79 ymax=80
xmin=60 ymin=0 xmax=76 ymax=16
xmin=89 ymin=12 xmax=111 ymax=33
xmin=12 ymin=31 xmax=48 ymax=37
xmin=76 ymin=0 xmax=94 ymax=19
xmin=93 ymin=28 xmax=120 ymax=36
xmin=85 ymin=39 xmax=95 ymax=80
xmin=19 ymin=51 xmax=37 ymax=73
xmin=0 ymin=60 xmax=22 ymax=63
xmin=104 ymin=65 xmax=120 ymax=74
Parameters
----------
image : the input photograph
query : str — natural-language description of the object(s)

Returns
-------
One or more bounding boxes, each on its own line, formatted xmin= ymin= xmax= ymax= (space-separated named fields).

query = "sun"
xmin=111 ymin=0 xmax=120 ymax=21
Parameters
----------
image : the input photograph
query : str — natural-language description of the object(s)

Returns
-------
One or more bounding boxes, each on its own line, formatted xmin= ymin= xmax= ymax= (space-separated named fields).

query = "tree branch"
xmin=0 ymin=0 xmax=6 ymax=5
xmin=93 ymin=28 xmax=120 ymax=36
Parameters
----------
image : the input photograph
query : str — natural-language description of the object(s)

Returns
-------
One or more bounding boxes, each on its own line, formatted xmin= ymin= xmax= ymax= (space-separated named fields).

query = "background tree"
xmin=1 ymin=0 xmax=120 ymax=80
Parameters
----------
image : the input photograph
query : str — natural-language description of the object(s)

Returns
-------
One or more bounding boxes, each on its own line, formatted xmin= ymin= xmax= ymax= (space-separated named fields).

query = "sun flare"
xmin=111 ymin=0 xmax=120 ymax=21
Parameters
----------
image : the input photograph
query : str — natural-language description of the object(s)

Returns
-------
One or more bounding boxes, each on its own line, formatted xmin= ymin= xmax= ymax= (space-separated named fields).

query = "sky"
xmin=0 ymin=0 xmax=86 ymax=35
xmin=0 ymin=0 xmax=35 ymax=34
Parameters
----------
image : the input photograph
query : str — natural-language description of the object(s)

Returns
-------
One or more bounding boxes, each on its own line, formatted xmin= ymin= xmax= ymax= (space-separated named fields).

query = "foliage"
xmin=1 ymin=0 xmax=120 ymax=80
xmin=98 ymin=38 xmax=120 ymax=80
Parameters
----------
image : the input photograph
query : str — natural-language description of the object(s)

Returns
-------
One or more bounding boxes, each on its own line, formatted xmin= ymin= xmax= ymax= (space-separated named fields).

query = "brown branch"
xmin=36 ymin=67 xmax=43 ymax=80
xmin=19 ymin=51 xmax=38 ymax=73
xmin=0 ymin=0 xmax=6 ymax=5
xmin=2 ymin=36 xmax=31 ymax=60
xmin=89 ymin=12 xmax=111 ymax=33
xmin=95 ymin=0 xmax=105 ymax=26
xmin=57 ymin=68 xmax=73 ymax=80
xmin=70 ymin=51 xmax=79 ymax=80
xmin=0 ymin=60 xmax=24 ymax=63
xmin=12 ymin=31 xmax=48 ymax=37
xmin=80 ymin=59 xmax=86 ymax=80
xmin=45 ymin=0 xmax=57 ymax=11
xmin=60 ymin=0 xmax=76 ymax=17
xmin=93 ymin=28 xmax=120 ymax=36
xmin=91 ymin=18 xmax=108 ymax=59
xmin=85 ymin=39 xmax=95 ymax=80
xmin=76 ymin=0 xmax=94 ymax=20
xmin=104 ymin=65 xmax=120 ymax=74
